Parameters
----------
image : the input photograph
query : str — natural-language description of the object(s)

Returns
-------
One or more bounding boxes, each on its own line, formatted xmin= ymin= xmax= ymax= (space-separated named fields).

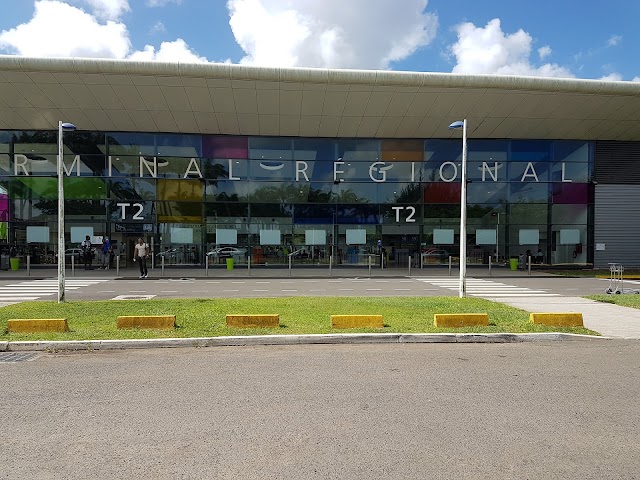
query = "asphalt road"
xmin=0 ymin=274 xmax=617 ymax=301
xmin=2 ymin=342 xmax=639 ymax=479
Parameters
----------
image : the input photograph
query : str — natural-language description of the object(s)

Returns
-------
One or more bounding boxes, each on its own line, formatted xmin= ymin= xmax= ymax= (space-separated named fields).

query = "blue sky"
xmin=0 ymin=0 xmax=638 ymax=81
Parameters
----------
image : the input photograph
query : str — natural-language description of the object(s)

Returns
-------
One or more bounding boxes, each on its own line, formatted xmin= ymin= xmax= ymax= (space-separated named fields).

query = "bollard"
xmin=329 ymin=255 xmax=333 ymax=276
xmin=27 ymin=255 xmax=31 ymax=277
xmin=289 ymin=254 xmax=292 ymax=276
xmin=489 ymin=255 xmax=492 ymax=276
xmin=116 ymin=255 xmax=120 ymax=277
xmin=205 ymin=255 xmax=209 ymax=277
xmin=528 ymin=255 xmax=532 ymax=276
xmin=71 ymin=254 xmax=75 ymax=277
xmin=248 ymin=256 xmax=251 ymax=276
xmin=408 ymin=256 xmax=412 ymax=276
xmin=368 ymin=254 xmax=372 ymax=276
xmin=448 ymin=256 xmax=452 ymax=276
xmin=151 ymin=237 xmax=155 ymax=270
xmin=161 ymin=255 xmax=165 ymax=277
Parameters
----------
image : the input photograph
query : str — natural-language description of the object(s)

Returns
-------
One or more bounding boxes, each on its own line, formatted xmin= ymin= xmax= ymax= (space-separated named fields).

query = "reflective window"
xmin=381 ymin=140 xmax=423 ymax=161
xmin=108 ymin=200 xmax=154 ymax=222
xmin=65 ymin=178 xmax=108 ymax=199
xmin=378 ymin=183 xmax=422 ymax=204
xmin=293 ymin=204 xmax=335 ymax=224
xmin=550 ymin=162 xmax=590 ymax=182
xmin=467 ymin=182 xmax=509 ymax=204
xmin=202 ymin=136 xmax=248 ymax=159
xmin=425 ymin=139 xmax=460 ymax=163
xmin=249 ymin=159 xmax=294 ymax=180
xmin=109 ymin=179 xmax=156 ymax=201
xmin=509 ymin=204 xmax=548 ymax=225
xmin=553 ymin=141 xmax=591 ymax=162
xmin=13 ymin=131 xmax=57 ymax=154
xmin=551 ymin=183 xmax=590 ymax=204
xmin=294 ymin=138 xmax=338 ymax=160
xmin=157 ymin=201 xmax=202 ymax=223
xmin=509 ymin=182 xmax=549 ymax=203
xmin=205 ymin=180 xmax=251 ymax=202
xmin=205 ymin=203 xmax=249 ymax=223
xmin=0 ymin=154 xmax=11 ymax=175
xmin=511 ymin=140 xmax=552 ymax=162
xmin=202 ymin=158 xmax=249 ymax=180
xmin=107 ymin=132 xmax=155 ymax=156
xmin=250 ymin=203 xmax=293 ymax=219
xmin=157 ymin=179 xmax=204 ymax=201
xmin=551 ymin=204 xmax=588 ymax=224
xmin=423 ymin=183 xmax=461 ymax=204
xmin=509 ymin=161 xmax=550 ymax=182
xmin=336 ymin=204 xmax=380 ymax=224
xmin=338 ymin=139 xmax=379 ymax=161
xmin=249 ymin=137 xmax=292 ymax=160
xmin=12 ymin=177 xmax=57 ymax=200
xmin=0 ymin=131 xmax=11 ymax=153
xmin=64 ymin=132 xmax=107 ymax=155
xmin=156 ymin=134 xmax=201 ymax=157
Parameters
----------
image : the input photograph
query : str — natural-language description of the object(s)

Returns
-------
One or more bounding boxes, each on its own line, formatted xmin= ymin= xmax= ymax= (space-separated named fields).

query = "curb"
xmin=0 ymin=332 xmax=607 ymax=352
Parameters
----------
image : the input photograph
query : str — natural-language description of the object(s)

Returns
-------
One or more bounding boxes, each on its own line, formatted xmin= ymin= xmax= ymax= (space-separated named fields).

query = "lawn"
xmin=0 ymin=297 xmax=596 ymax=341
xmin=586 ymin=294 xmax=640 ymax=309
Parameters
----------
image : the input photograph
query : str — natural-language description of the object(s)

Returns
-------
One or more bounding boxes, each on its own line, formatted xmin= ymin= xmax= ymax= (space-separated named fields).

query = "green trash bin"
xmin=10 ymin=257 xmax=19 ymax=271
xmin=226 ymin=257 xmax=234 ymax=270
xmin=509 ymin=257 xmax=518 ymax=271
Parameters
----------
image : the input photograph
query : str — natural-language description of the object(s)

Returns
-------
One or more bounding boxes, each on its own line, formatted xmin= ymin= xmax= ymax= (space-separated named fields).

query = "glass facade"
xmin=0 ymin=131 xmax=595 ymax=267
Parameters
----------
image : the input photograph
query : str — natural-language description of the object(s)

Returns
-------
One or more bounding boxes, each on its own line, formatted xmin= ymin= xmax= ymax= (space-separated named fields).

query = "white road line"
xmin=282 ymin=289 xmax=298 ymax=292
xmin=256 ymin=281 xmax=270 ymax=284
xmin=0 ymin=297 xmax=39 ymax=301
xmin=253 ymin=289 xmax=269 ymax=292
xmin=0 ymin=293 xmax=54 ymax=296
xmin=303 ymin=280 xmax=319 ymax=283
xmin=161 ymin=291 xmax=178 ymax=293
xmin=309 ymin=289 xmax=326 ymax=292
xmin=339 ymin=288 xmax=354 ymax=291
xmin=397 ymin=280 xmax=413 ymax=283
xmin=479 ymin=293 xmax=560 ymax=297
xmin=375 ymin=280 xmax=389 ymax=283
xmin=394 ymin=289 xmax=411 ymax=291
xmin=223 ymin=289 xmax=239 ymax=292
xmin=231 ymin=281 xmax=245 ymax=284
xmin=366 ymin=288 xmax=382 ymax=291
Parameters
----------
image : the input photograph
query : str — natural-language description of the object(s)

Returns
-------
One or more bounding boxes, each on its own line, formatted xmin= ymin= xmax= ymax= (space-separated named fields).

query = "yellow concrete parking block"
xmin=226 ymin=314 xmax=280 ymax=328
xmin=117 ymin=315 xmax=176 ymax=329
xmin=530 ymin=312 xmax=583 ymax=327
xmin=8 ymin=319 xmax=69 ymax=333
xmin=331 ymin=315 xmax=384 ymax=329
xmin=434 ymin=313 xmax=489 ymax=328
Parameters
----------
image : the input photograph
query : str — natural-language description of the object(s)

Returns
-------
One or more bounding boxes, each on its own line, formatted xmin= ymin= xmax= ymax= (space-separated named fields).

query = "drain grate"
xmin=0 ymin=352 xmax=39 ymax=363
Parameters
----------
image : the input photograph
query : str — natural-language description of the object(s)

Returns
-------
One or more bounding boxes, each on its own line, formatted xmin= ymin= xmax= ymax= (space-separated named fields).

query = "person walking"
xmin=133 ymin=237 xmax=149 ymax=278
xmin=100 ymin=236 xmax=111 ymax=270
xmin=80 ymin=235 xmax=93 ymax=270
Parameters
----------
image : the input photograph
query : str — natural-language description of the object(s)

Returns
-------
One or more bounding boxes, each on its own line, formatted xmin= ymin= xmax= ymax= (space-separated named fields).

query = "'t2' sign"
xmin=117 ymin=202 xmax=145 ymax=220
xmin=391 ymin=206 xmax=416 ymax=223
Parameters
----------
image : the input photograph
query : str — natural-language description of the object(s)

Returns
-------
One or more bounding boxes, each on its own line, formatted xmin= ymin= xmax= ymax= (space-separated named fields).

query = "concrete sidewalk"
xmin=487 ymin=295 xmax=640 ymax=339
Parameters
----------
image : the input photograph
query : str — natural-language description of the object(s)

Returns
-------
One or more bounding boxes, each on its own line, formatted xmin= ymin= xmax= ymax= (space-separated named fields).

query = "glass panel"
xmin=423 ymin=183 xmax=461 ymax=204
xmin=550 ymin=162 xmax=589 ymax=182
xmin=249 ymin=159 xmax=294 ymax=180
xmin=378 ymin=183 xmax=421 ymax=204
xmin=65 ymin=178 xmax=108 ymax=199
xmin=551 ymin=183 xmax=589 ymax=204
xmin=157 ymin=179 xmax=204 ymax=201
xmin=551 ymin=204 xmax=588 ymax=224
xmin=64 ymin=131 xmax=107 ymax=155
xmin=251 ymin=203 xmax=293 ymax=219
xmin=467 ymin=182 xmax=508 ymax=204
xmin=467 ymin=140 xmax=508 ymax=162
xmin=510 ymin=204 xmax=548 ymax=225
xmin=108 ymin=200 xmax=154 ymax=222
xmin=293 ymin=138 xmax=338 ymax=160
xmin=157 ymin=201 xmax=202 ymax=223
xmin=153 ymin=157 xmax=202 ymax=178
xmin=553 ymin=141 xmax=590 ymax=162
xmin=336 ymin=204 xmax=380 ymax=224
xmin=424 ymin=139 xmax=460 ymax=163
xmin=249 ymin=137 xmax=292 ymax=160
xmin=107 ymin=132 xmax=155 ymax=156
xmin=13 ymin=153 xmax=57 ymax=175
xmin=156 ymin=134 xmax=202 ymax=157
xmin=13 ymin=131 xmax=57 ymax=154
xmin=109 ymin=179 xmax=156 ymax=201
xmin=335 ymin=183 xmax=375 ymax=203
xmin=510 ymin=140 xmax=552 ymax=162
xmin=202 ymin=158 xmax=249 ymax=179
xmin=12 ymin=177 xmax=57 ymax=200
xmin=381 ymin=139 xmax=423 ymax=161
xmin=0 ymin=131 xmax=11 ymax=153
xmin=293 ymin=204 xmax=335 ymax=224
xmin=467 ymin=161 xmax=507 ymax=182
xmin=0 ymin=154 xmax=12 ymax=175
xmin=509 ymin=182 xmax=549 ymax=203
xmin=338 ymin=139 xmax=379 ymax=161
xmin=202 ymin=136 xmax=248 ymax=159
xmin=204 ymin=203 xmax=249 ymax=223
xmin=509 ymin=162 xmax=550 ymax=182
xmin=205 ymin=180 xmax=251 ymax=202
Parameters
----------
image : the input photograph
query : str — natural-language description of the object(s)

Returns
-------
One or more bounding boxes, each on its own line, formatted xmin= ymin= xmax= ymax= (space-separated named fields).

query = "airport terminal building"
xmin=0 ymin=57 xmax=639 ymax=269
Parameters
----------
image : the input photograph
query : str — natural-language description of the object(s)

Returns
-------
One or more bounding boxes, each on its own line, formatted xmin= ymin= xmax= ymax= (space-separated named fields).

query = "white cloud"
xmin=0 ymin=0 xmax=130 ymax=58
xmin=538 ymin=45 xmax=551 ymax=60
xmin=146 ymin=0 xmax=182 ymax=6
xmin=129 ymin=39 xmax=207 ymax=62
xmin=149 ymin=21 xmax=166 ymax=34
xmin=227 ymin=0 xmax=438 ymax=69
xmin=450 ymin=18 xmax=573 ymax=78
xmin=607 ymin=34 xmax=622 ymax=47
xmin=0 ymin=0 xmax=206 ymax=63
xmin=79 ymin=0 xmax=130 ymax=20
xmin=633 ymin=76 xmax=640 ymax=82
xmin=600 ymin=73 xmax=623 ymax=81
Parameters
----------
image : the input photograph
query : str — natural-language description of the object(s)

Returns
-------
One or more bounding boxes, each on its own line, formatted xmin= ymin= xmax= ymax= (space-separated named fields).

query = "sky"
xmin=0 ymin=0 xmax=638 ymax=81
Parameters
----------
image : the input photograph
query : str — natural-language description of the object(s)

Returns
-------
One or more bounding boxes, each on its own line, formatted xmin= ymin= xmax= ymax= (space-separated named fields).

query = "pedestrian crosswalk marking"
xmin=414 ymin=277 xmax=559 ymax=297
xmin=0 ymin=279 xmax=109 ymax=302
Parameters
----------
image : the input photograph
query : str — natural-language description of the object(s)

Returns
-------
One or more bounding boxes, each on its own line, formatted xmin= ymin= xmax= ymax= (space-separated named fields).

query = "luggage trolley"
xmin=606 ymin=263 xmax=640 ymax=294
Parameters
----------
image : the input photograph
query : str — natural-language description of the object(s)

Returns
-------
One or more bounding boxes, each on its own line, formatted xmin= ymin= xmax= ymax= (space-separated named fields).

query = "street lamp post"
xmin=449 ymin=119 xmax=468 ymax=298
xmin=491 ymin=211 xmax=500 ymax=263
xmin=57 ymin=121 xmax=76 ymax=303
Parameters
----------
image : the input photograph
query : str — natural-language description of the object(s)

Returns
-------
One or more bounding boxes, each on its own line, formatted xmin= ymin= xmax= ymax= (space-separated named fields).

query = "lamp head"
xmin=448 ymin=120 xmax=464 ymax=129
xmin=61 ymin=123 xmax=76 ymax=131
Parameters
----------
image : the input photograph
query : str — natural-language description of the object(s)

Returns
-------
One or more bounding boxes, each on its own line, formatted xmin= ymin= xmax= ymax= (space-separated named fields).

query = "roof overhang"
xmin=1 ymin=56 xmax=640 ymax=140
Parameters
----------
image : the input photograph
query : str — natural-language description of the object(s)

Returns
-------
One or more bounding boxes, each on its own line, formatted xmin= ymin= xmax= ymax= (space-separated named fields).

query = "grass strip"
xmin=0 ymin=297 xmax=596 ymax=341
xmin=586 ymin=294 xmax=640 ymax=309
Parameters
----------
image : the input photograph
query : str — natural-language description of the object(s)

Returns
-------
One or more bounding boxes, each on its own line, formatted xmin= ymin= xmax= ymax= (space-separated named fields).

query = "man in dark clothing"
xmin=80 ymin=235 xmax=93 ymax=270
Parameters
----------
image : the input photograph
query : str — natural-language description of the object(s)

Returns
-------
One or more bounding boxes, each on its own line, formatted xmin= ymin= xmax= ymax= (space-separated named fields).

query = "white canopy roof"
xmin=1 ymin=56 xmax=639 ymax=140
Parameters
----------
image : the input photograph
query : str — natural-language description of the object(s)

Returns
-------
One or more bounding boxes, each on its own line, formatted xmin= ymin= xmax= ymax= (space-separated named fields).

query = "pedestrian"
xmin=100 ymin=236 xmax=111 ymax=269
xmin=133 ymin=237 xmax=149 ymax=278
xmin=80 ymin=235 xmax=93 ymax=270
